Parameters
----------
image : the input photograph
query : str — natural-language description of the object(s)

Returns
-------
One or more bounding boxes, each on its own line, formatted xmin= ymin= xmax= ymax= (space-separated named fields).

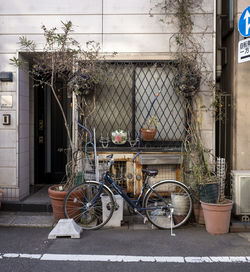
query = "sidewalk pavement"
xmin=1 ymin=185 xmax=249 ymax=232
xmin=0 ymin=211 xmax=55 ymax=228
xmin=1 ymin=210 xmax=250 ymax=234
xmin=0 ymin=211 xmax=161 ymax=230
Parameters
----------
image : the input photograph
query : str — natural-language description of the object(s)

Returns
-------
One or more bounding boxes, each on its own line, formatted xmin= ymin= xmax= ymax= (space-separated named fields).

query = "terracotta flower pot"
xmin=64 ymin=187 xmax=86 ymax=222
xmin=141 ymin=128 xmax=157 ymax=141
xmin=48 ymin=185 xmax=86 ymax=222
xmin=201 ymin=200 xmax=233 ymax=234
xmin=193 ymin=203 xmax=205 ymax=225
xmin=48 ymin=185 xmax=68 ymax=221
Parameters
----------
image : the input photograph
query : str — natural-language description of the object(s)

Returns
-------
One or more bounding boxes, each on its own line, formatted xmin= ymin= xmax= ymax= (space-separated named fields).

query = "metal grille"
xmin=87 ymin=61 xmax=186 ymax=151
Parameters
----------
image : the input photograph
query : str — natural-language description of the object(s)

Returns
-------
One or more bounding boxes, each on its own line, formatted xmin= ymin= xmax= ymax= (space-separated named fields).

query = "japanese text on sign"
xmin=238 ymin=38 xmax=250 ymax=63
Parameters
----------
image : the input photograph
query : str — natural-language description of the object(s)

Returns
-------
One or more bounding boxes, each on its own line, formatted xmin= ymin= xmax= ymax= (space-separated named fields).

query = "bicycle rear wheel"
xmin=64 ymin=181 xmax=115 ymax=230
xmin=143 ymin=180 xmax=192 ymax=229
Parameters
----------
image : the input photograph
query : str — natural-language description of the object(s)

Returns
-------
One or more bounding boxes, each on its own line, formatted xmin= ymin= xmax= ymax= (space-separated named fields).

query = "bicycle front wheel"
xmin=143 ymin=180 xmax=192 ymax=229
xmin=64 ymin=181 xmax=115 ymax=230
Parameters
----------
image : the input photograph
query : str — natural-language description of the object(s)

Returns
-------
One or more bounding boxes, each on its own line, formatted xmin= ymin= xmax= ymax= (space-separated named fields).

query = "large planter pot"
xmin=198 ymin=183 xmax=219 ymax=203
xmin=48 ymin=185 xmax=67 ymax=221
xmin=141 ymin=128 xmax=157 ymax=141
xmin=201 ymin=200 xmax=233 ymax=234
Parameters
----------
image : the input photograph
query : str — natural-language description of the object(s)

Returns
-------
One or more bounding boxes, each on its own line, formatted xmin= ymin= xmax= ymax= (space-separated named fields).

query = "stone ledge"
xmin=230 ymin=220 xmax=250 ymax=233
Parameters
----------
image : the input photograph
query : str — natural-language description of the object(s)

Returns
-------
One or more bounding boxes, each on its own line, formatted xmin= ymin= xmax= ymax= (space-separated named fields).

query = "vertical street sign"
xmin=238 ymin=37 xmax=250 ymax=63
xmin=239 ymin=7 xmax=250 ymax=37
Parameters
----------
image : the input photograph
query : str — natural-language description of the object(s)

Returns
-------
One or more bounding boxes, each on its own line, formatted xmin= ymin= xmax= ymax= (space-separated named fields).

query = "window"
xmin=87 ymin=62 xmax=186 ymax=151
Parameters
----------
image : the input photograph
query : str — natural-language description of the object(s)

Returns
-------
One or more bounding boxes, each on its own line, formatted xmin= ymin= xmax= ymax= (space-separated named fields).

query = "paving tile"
xmin=11 ymin=215 xmax=54 ymax=227
xmin=238 ymin=233 xmax=250 ymax=242
xmin=0 ymin=214 xmax=16 ymax=226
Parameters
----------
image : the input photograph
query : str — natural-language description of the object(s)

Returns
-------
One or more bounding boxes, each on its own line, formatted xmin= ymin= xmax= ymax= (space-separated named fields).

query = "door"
xmin=34 ymin=81 xmax=69 ymax=184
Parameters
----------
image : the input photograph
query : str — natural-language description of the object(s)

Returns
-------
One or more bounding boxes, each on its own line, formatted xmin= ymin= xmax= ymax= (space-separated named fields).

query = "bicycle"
xmin=63 ymin=155 xmax=193 ymax=230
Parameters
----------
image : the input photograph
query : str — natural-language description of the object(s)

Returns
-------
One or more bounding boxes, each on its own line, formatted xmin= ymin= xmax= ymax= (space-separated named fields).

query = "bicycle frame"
xmin=101 ymin=171 xmax=170 ymax=212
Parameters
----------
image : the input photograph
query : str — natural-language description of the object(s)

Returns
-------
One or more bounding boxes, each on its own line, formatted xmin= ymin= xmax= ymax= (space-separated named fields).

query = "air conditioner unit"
xmin=232 ymin=170 xmax=250 ymax=220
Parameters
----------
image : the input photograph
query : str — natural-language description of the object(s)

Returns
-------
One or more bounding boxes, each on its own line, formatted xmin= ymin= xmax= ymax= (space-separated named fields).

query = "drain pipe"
xmin=213 ymin=0 xmax=218 ymax=156
xmin=216 ymin=0 xmax=222 ymax=80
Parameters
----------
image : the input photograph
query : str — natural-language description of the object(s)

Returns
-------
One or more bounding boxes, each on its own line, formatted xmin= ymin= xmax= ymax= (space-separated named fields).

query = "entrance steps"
xmin=1 ymin=185 xmax=52 ymax=212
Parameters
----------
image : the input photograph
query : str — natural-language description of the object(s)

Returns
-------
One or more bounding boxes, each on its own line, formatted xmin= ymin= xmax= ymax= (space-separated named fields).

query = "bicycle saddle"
xmin=142 ymin=169 xmax=158 ymax=177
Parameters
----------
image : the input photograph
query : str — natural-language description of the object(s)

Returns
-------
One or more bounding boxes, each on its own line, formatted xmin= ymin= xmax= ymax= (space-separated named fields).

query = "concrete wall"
xmin=234 ymin=62 xmax=250 ymax=169
xmin=231 ymin=1 xmax=250 ymax=170
xmin=220 ymin=0 xmax=250 ymax=170
xmin=0 ymin=0 xmax=214 ymax=53
xmin=0 ymin=58 xmax=17 ymax=199
xmin=0 ymin=0 xmax=215 ymax=200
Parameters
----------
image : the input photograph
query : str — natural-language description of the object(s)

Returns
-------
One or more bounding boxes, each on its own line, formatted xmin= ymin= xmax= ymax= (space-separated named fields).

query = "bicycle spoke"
xmin=64 ymin=181 xmax=115 ymax=230
xmin=144 ymin=180 xmax=192 ymax=229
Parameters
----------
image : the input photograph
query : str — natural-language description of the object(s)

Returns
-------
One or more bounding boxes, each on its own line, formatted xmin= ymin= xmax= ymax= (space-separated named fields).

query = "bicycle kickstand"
xmin=134 ymin=209 xmax=148 ymax=224
xmin=170 ymin=207 xmax=176 ymax=237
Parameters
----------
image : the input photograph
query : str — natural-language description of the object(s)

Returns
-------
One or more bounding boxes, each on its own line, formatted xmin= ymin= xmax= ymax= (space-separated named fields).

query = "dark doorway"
xmin=34 ymin=81 xmax=70 ymax=184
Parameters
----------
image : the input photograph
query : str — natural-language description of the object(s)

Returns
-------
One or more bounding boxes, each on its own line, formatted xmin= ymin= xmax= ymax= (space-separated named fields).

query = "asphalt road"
xmin=1 ymin=225 xmax=250 ymax=272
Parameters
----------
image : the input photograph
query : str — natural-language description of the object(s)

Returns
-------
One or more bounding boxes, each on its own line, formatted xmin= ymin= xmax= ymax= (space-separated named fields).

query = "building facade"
xmin=219 ymin=0 xmax=250 ymax=170
xmin=0 ymin=0 xmax=216 ymax=201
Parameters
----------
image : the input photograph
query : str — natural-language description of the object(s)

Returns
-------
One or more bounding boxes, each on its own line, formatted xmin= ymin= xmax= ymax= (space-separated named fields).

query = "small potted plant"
xmin=68 ymin=72 xmax=96 ymax=96
xmin=174 ymin=58 xmax=201 ymax=98
xmin=141 ymin=115 xmax=159 ymax=141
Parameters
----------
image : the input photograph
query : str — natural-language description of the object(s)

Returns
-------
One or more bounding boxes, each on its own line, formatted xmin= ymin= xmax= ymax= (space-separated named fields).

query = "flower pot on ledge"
xmin=141 ymin=128 xmax=157 ymax=141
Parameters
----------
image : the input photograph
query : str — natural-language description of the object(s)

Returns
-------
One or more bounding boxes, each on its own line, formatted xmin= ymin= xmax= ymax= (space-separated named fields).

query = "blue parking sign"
xmin=239 ymin=7 xmax=250 ymax=37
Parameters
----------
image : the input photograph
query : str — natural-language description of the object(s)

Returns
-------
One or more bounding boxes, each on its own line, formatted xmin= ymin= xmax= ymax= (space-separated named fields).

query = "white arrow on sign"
xmin=244 ymin=10 xmax=250 ymax=35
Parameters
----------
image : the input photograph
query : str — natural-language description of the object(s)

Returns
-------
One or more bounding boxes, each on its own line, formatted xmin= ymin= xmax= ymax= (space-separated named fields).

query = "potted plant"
xmin=68 ymin=72 xmax=96 ymax=96
xmin=141 ymin=115 xmax=159 ymax=141
xmin=181 ymin=104 xmax=219 ymax=225
xmin=182 ymin=106 xmax=233 ymax=232
xmin=183 ymin=158 xmax=219 ymax=225
xmin=11 ymin=21 xmax=111 ymax=221
xmin=173 ymin=60 xmax=201 ymax=98
xmin=201 ymin=198 xmax=233 ymax=235
xmin=200 ymin=158 xmax=233 ymax=235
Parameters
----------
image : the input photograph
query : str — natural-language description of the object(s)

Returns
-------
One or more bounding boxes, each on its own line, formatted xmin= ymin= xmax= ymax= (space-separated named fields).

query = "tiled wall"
xmin=0 ymin=0 xmax=215 ymax=200
xmin=18 ymin=58 xmax=30 ymax=199
xmin=0 ymin=0 xmax=214 ymax=55
xmin=0 ymin=62 xmax=17 ymax=199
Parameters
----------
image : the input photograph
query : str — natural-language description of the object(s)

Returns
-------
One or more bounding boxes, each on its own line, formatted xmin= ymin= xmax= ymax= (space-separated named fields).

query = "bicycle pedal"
xmin=143 ymin=217 xmax=148 ymax=224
